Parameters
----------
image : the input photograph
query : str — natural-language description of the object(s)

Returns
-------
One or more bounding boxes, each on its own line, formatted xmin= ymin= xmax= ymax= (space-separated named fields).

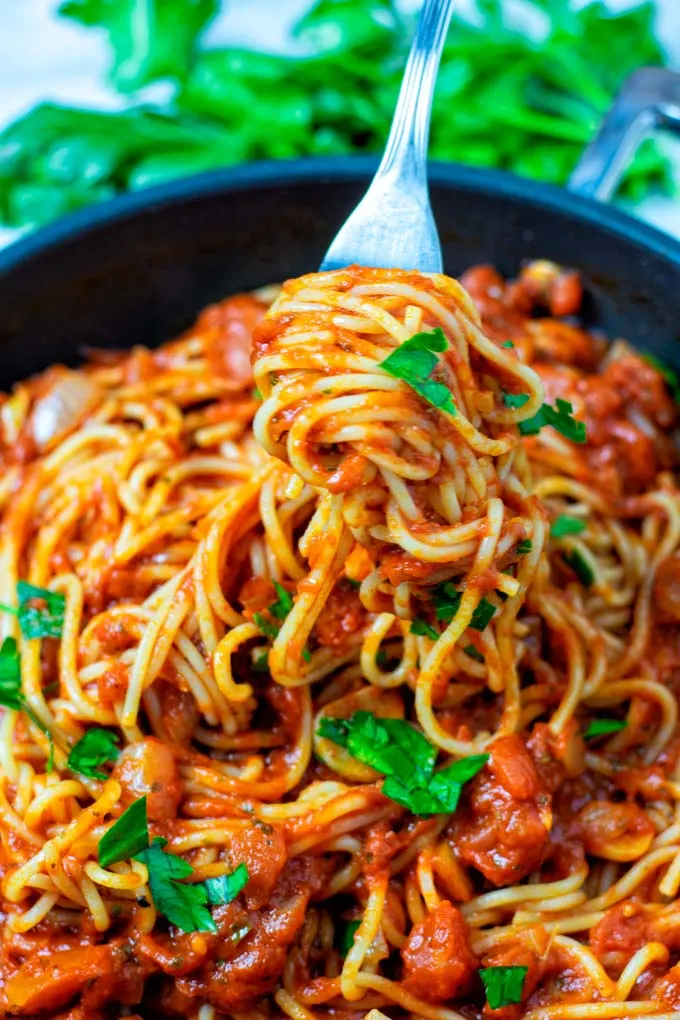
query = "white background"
xmin=0 ymin=0 xmax=679 ymax=245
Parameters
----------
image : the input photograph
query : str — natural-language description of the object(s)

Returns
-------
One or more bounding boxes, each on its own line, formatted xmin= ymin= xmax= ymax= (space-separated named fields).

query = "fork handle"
xmin=378 ymin=0 xmax=456 ymax=185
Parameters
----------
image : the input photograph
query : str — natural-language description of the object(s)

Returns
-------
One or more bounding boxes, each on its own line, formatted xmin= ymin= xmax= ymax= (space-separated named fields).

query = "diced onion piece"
xmin=31 ymin=371 xmax=101 ymax=450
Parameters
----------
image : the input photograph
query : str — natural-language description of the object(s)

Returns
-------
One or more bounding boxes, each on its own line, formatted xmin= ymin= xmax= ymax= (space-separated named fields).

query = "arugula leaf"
xmin=480 ymin=965 xmax=528 ymax=1009
xmin=518 ymin=398 xmax=586 ymax=443
xmin=381 ymin=328 xmax=457 ymax=417
xmin=516 ymin=539 xmax=532 ymax=554
xmin=337 ymin=919 xmax=361 ymax=958
xmin=204 ymin=862 xmax=249 ymax=906
xmin=564 ymin=548 xmax=594 ymax=587
xmin=98 ymin=796 xmax=149 ymax=868
xmin=135 ymin=837 xmax=217 ymax=933
xmin=318 ymin=711 xmax=488 ymax=817
xmin=551 ymin=514 xmax=586 ymax=538
xmin=17 ymin=582 xmax=65 ymax=639
xmin=431 ymin=583 xmax=496 ymax=631
xmin=411 ymin=618 xmax=439 ymax=640
xmin=67 ymin=728 xmax=119 ymax=780
xmin=59 ymin=0 xmax=219 ymax=92
xmin=584 ymin=718 xmax=628 ymax=740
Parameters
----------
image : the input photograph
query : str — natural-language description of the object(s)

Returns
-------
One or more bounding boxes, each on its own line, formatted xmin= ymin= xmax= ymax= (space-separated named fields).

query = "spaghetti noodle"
xmin=0 ymin=260 xmax=679 ymax=1020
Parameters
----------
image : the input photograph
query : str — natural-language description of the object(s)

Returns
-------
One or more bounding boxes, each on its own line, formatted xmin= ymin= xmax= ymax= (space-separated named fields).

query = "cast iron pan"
xmin=0 ymin=69 xmax=679 ymax=385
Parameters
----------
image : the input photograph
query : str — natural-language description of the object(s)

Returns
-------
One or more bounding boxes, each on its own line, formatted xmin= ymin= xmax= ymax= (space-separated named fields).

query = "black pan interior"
xmin=0 ymin=157 xmax=679 ymax=387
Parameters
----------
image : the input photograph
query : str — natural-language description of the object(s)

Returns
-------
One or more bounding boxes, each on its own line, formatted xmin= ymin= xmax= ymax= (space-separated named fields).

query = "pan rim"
xmin=0 ymin=155 xmax=679 ymax=277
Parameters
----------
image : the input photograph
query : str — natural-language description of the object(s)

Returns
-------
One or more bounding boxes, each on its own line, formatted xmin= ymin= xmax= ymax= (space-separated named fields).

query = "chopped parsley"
xmin=503 ymin=392 xmax=530 ymax=409
xmin=502 ymin=340 xmax=515 ymax=348
xmin=641 ymin=350 xmax=680 ymax=404
xmin=584 ymin=718 xmax=628 ymax=740
xmin=518 ymin=397 xmax=587 ymax=443
xmin=134 ymin=837 xmax=217 ymax=934
xmin=0 ymin=582 xmax=66 ymax=640
xmin=516 ymin=539 xmax=533 ymax=554
xmin=463 ymin=644 xmax=484 ymax=662
xmin=252 ymin=649 xmax=270 ymax=674
xmin=67 ymin=728 xmax=120 ymax=780
xmin=480 ymin=965 xmax=528 ymax=1009
xmin=432 ymin=582 xmax=497 ymax=631
xmin=253 ymin=581 xmax=311 ymax=662
xmin=98 ymin=795 xmax=249 ymax=932
xmin=551 ymin=514 xmax=586 ymax=538
xmin=317 ymin=711 xmax=488 ymax=816
xmin=411 ymin=618 xmax=439 ymax=640
xmin=564 ymin=548 xmax=594 ymax=587
xmin=337 ymin=919 xmax=361 ymax=958
xmin=380 ymin=328 xmax=457 ymax=417
xmin=98 ymin=797 xmax=150 ymax=868
xmin=204 ymin=862 xmax=249 ymax=906
xmin=0 ymin=636 xmax=55 ymax=771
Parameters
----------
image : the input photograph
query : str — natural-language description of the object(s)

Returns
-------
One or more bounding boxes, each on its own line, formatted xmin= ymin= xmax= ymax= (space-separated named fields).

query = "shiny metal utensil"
xmin=320 ymin=0 xmax=455 ymax=274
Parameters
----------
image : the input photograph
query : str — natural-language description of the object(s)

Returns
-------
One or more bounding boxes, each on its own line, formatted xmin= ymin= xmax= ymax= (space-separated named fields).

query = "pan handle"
xmin=568 ymin=67 xmax=680 ymax=201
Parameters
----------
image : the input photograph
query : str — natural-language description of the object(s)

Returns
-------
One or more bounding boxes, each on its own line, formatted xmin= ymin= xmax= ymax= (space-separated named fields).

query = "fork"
xmin=320 ymin=0 xmax=456 ymax=275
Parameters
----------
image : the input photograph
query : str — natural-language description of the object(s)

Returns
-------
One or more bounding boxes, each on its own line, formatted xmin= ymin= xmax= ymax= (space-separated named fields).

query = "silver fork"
xmin=320 ymin=0 xmax=456 ymax=274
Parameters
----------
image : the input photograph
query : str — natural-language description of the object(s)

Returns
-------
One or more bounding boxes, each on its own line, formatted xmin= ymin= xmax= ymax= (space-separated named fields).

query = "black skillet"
xmin=0 ymin=68 xmax=679 ymax=386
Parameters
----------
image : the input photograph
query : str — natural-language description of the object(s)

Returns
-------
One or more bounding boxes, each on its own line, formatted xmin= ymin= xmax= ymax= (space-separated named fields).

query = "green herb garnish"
xmin=480 ymin=966 xmax=528 ymax=1009
xmin=204 ymin=862 xmax=249 ymax=906
xmin=67 ymin=728 xmax=120 ymax=780
xmin=516 ymin=539 xmax=532 ymax=554
xmin=411 ymin=618 xmax=439 ymax=640
xmin=0 ymin=636 xmax=55 ymax=771
xmin=338 ymin=919 xmax=361 ymax=958
xmin=134 ymin=837 xmax=217 ymax=934
xmin=268 ymin=581 xmax=293 ymax=620
xmin=432 ymin=582 xmax=496 ymax=631
xmin=318 ymin=711 xmax=488 ymax=816
xmin=254 ymin=582 xmax=310 ymax=660
xmin=381 ymin=328 xmax=456 ymax=417
xmin=463 ymin=644 xmax=484 ymax=662
xmin=98 ymin=796 xmax=150 ymax=868
xmin=551 ymin=515 xmax=586 ymax=538
xmin=584 ymin=718 xmax=628 ymax=740
xmin=564 ymin=548 xmax=594 ymax=587
xmin=503 ymin=392 xmax=530 ymax=409
xmin=641 ymin=351 xmax=680 ymax=404
xmin=0 ymin=582 xmax=66 ymax=640
xmin=518 ymin=398 xmax=587 ymax=443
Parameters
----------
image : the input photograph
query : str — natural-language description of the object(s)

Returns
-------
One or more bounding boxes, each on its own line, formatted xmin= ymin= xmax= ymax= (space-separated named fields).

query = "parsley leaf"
xmin=98 ymin=796 xmax=149 ymax=868
xmin=67 ymin=728 xmax=119 ymax=780
xmin=564 ymin=548 xmax=594 ymax=587
xmin=516 ymin=539 xmax=532 ymax=554
xmin=584 ymin=718 xmax=628 ymax=740
xmin=411 ymin=618 xmax=439 ymax=640
xmin=518 ymin=398 xmax=587 ymax=443
xmin=268 ymin=581 xmax=293 ymax=620
xmin=338 ymin=919 xmax=361 ymax=958
xmin=14 ymin=582 xmax=65 ymax=639
xmin=0 ymin=637 xmax=22 ymax=710
xmin=502 ymin=341 xmax=515 ymax=349
xmin=551 ymin=514 xmax=586 ymax=538
xmin=134 ymin=837 xmax=217 ymax=934
xmin=317 ymin=711 xmax=488 ymax=817
xmin=503 ymin=392 xmax=530 ymax=409
xmin=204 ymin=862 xmax=249 ymax=906
xmin=252 ymin=649 xmax=270 ymax=674
xmin=381 ymin=328 xmax=457 ymax=417
xmin=641 ymin=350 xmax=680 ymax=404
xmin=463 ymin=643 xmax=484 ymax=662
xmin=480 ymin=966 xmax=528 ymax=1009
xmin=432 ymin=583 xmax=496 ymax=631
xmin=0 ymin=636 xmax=55 ymax=771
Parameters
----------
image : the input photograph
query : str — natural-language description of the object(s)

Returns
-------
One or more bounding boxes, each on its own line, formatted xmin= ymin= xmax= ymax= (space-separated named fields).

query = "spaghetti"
xmin=0 ymin=261 xmax=679 ymax=1020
